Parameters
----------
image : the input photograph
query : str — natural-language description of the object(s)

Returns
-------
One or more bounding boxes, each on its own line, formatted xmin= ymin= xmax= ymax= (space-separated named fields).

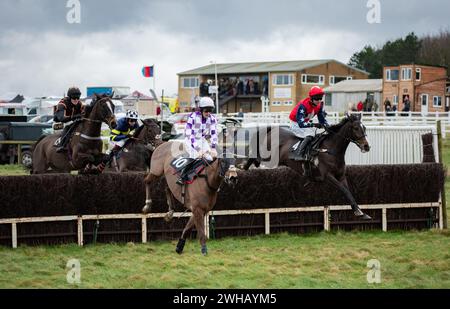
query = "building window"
xmin=301 ymin=74 xmax=325 ymax=85
xmin=401 ymin=68 xmax=412 ymax=80
xmin=272 ymin=74 xmax=294 ymax=86
xmin=421 ymin=94 xmax=429 ymax=106
xmin=386 ymin=69 xmax=399 ymax=81
xmin=325 ymin=93 xmax=332 ymax=106
xmin=393 ymin=95 xmax=399 ymax=105
xmin=329 ymin=76 xmax=351 ymax=85
xmin=416 ymin=68 xmax=421 ymax=81
xmin=181 ymin=77 xmax=199 ymax=88
xmin=433 ymin=96 xmax=442 ymax=107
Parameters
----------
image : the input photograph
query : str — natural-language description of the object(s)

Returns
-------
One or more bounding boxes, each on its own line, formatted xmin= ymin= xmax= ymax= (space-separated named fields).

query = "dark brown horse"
xmin=142 ymin=141 xmax=238 ymax=255
xmin=243 ymin=114 xmax=372 ymax=220
xmin=107 ymin=118 xmax=163 ymax=172
xmin=31 ymin=94 xmax=117 ymax=174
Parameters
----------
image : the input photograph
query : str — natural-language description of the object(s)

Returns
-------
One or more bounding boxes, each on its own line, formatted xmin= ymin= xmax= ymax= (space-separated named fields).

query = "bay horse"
xmin=243 ymin=114 xmax=372 ymax=220
xmin=31 ymin=94 xmax=117 ymax=174
xmin=142 ymin=141 xmax=238 ymax=255
xmin=107 ymin=118 xmax=163 ymax=172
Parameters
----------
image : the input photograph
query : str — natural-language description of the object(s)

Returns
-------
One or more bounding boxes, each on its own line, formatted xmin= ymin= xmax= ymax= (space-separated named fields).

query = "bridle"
xmin=324 ymin=119 xmax=367 ymax=148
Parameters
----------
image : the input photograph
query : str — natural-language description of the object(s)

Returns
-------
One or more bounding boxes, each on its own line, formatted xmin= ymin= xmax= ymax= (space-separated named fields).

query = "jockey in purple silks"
xmin=177 ymin=97 xmax=218 ymax=184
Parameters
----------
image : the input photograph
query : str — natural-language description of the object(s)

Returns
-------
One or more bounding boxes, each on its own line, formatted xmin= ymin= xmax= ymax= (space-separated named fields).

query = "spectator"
xmin=237 ymin=108 xmax=244 ymax=118
xmin=357 ymin=101 xmax=363 ymax=112
xmin=199 ymin=79 xmax=210 ymax=97
xmin=402 ymin=96 xmax=411 ymax=113
xmin=263 ymin=77 xmax=269 ymax=96
xmin=237 ymin=78 xmax=244 ymax=95
xmin=372 ymin=101 xmax=379 ymax=112
xmin=384 ymin=98 xmax=392 ymax=112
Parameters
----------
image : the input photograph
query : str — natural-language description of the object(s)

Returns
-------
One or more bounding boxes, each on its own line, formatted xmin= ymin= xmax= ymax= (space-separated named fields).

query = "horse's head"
xmin=219 ymin=157 xmax=238 ymax=188
xmin=346 ymin=113 xmax=370 ymax=153
xmin=140 ymin=118 xmax=162 ymax=143
xmin=90 ymin=93 xmax=117 ymax=129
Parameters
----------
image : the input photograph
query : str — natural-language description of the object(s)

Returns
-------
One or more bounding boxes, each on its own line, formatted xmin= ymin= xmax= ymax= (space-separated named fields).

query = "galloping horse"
xmin=31 ymin=94 xmax=117 ymax=174
xmin=142 ymin=141 xmax=238 ymax=255
xmin=107 ymin=118 xmax=162 ymax=172
xmin=244 ymin=114 xmax=372 ymax=220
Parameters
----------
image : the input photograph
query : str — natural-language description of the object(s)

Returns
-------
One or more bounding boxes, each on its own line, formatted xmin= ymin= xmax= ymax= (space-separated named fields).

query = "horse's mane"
xmin=133 ymin=124 xmax=145 ymax=138
xmin=328 ymin=114 xmax=359 ymax=133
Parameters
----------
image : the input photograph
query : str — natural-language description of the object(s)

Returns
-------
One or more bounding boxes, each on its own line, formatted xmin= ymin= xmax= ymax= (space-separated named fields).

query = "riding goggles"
xmin=202 ymin=107 xmax=214 ymax=113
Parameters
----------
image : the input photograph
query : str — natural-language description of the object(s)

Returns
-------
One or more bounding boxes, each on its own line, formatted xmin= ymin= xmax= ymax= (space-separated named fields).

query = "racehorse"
xmin=243 ymin=114 xmax=372 ymax=220
xmin=31 ymin=94 xmax=117 ymax=174
xmin=107 ymin=118 xmax=163 ymax=172
xmin=142 ymin=141 xmax=238 ymax=255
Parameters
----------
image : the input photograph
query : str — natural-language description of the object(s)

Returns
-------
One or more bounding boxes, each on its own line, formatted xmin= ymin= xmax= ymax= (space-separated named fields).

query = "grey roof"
xmin=324 ymin=79 xmax=383 ymax=93
xmin=178 ymin=59 xmax=369 ymax=76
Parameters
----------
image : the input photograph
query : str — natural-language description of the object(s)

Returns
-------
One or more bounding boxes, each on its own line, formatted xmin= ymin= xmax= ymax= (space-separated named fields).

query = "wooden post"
xmin=324 ymin=206 xmax=330 ymax=231
xmin=265 ymin=212 xmax=270 ymax=235
xmin=12 ymin=223 xmax=17 ymax=249
xmin=141 ymin=216 xmax=147 ymax=244
xmin=17 ymin=145 xmax=22 ymax=165
xmin=77 ymin=217 xmax=83 ymax=246
xmin=437 ymin=121 xmax=448 ymax=229
xmin=382 ymin=208 xmax=387 ymax=232
xmin=205 ymin=214 xmax=210 ymax=240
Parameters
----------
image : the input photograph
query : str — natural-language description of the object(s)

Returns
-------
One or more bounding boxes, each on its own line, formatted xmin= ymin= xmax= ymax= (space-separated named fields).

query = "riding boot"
xmin=176 ymin=159 xmax=202 ymax=185
xmin=103 ymin=145 xmax=121 ymax=166
xmin=296 ymin=136 xmax=314 ymax=161
xmin=177 ymin=164 xmax=193 ymax=185
xmin=56 ymin=127 xmax=70 ymax=153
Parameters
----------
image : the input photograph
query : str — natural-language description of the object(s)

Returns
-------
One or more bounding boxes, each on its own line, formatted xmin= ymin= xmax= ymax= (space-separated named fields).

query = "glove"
xmin=210 ymin=149 xmax=218 ymax=158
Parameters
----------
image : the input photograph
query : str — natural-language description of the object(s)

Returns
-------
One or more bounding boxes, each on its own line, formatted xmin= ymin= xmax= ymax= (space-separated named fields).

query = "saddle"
xmin=170 ymin=156 xmax=208 ymax=185
xmin=289 ymin=134 xmax=328 ymax=162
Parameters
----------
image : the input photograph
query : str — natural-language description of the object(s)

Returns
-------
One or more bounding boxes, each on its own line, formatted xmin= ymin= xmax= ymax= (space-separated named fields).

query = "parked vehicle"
xmin=0 ymin=122 xmax=52 ymax=166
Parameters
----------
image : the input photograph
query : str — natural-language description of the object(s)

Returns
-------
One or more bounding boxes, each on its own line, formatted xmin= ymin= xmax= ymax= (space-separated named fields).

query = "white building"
xmin=324 ymin=79 xmax=383 ymax=112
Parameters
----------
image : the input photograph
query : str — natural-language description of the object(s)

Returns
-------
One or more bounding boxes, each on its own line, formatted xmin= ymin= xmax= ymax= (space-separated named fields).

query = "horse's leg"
xmin=142 ymin=173 xmax=160 ymax=214
xmin=175 ymin=216 xmax=195 ymax=254
xmin=243 ymin=158 xmax=261 ymax=170
xmin=192 ymin=207 xmax=208 ymax=256
xmin=164 ymin=187 xmax=175 ymax=222
xmin=326 ymin=174 xmax=372 ymax=220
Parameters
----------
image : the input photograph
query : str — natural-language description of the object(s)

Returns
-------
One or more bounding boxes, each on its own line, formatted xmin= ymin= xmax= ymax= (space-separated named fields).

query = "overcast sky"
xmin=0 ymin=0 xmax=449 ymax=98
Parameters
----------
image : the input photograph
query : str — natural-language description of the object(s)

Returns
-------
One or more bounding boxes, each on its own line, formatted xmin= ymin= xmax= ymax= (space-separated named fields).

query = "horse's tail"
xmin=29 ymin=135 xmax=49 ymax=174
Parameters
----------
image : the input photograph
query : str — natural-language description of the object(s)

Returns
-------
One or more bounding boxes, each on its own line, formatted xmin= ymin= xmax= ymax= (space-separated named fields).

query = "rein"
xmin=324 ymin=123 xmax=366 ymax=147
xmin=198 ymin=159 xmax=223 ymax=192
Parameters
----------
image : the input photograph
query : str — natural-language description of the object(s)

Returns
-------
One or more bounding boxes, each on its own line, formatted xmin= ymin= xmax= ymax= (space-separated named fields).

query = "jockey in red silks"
xmin=289 ymin=86 xmax=329 ymax=161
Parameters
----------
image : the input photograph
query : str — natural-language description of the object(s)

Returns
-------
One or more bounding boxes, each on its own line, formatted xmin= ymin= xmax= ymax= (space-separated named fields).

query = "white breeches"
xmin=290 ymin=121 xmax=316 ymax=139
xmin=185 ymin=138 xmax=213 ymax=161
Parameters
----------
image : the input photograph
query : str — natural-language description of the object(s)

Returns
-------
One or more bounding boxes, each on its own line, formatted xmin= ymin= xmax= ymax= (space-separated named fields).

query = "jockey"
xmin=104 ymin=110 xmax=140 ymax=163
xmin=289 ymin=86 xmax=329 ymax=161
xmin=177 ymin=97 xmax=218 ymax=185
xmin=54 ymin=87 xmax=84 ymax=153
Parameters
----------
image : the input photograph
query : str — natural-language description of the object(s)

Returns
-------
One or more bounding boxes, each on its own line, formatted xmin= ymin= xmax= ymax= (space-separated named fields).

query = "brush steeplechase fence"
xmin=0 ymin=164 xmax=445 ymax=248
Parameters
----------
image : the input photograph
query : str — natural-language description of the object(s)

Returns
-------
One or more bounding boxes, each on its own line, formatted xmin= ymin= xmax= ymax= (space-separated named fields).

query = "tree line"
xmin=348 ymin=30 xmax=450 ymax=78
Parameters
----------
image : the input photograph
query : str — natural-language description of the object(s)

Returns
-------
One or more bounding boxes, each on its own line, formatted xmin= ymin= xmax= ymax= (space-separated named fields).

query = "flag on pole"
xmin=142 ymin=66 xmax=154 ymax=78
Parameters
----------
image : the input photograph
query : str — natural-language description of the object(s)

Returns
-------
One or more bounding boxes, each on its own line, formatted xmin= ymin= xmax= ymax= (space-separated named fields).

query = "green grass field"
xmin=0 ymin=141 xmax=449 ymax=288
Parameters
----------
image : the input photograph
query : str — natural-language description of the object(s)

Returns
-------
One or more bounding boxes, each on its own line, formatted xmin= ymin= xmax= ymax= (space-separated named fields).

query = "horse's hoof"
xmin=201 ymin=245 xmax=208 ymax=256
xmin=361 ymin=214 xmax=372 ymax=221
xmin=142 ymin=204 xmax=151 ymax=214
xmin=164 ymin=211 xmax=174 ymax=223
xmin=176 ymin=238 xmax=186 ymax=254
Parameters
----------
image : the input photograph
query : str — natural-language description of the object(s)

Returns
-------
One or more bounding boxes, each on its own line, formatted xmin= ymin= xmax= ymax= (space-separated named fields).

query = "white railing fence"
xmin=222 ymin=111 xmax=450 ymax=138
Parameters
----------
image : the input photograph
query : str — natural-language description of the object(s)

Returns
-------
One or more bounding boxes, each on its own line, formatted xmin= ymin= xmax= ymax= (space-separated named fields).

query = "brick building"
xmin=382 ymin=64 xmax=448 ymax=113
xmin=177 ymin=60 xmax=369 ymax=113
